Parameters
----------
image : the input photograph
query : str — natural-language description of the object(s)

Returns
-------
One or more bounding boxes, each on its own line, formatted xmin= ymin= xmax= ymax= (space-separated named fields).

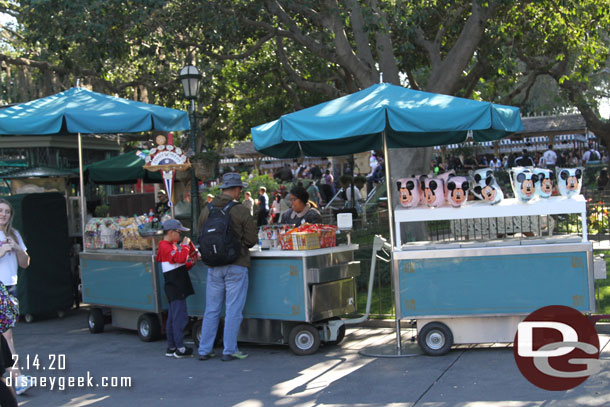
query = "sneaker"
xmin=173 ymin=347 xmax=193 ymax=359
xmin=198 ymin=351 xmax=216 ymax=361
xmin=15 ymin=375 xmax=32 ymax=395
xmin=221 ymin=352 xmax=248 ymax=361
xmin=165 ymin=347 xmax=177 ymax=357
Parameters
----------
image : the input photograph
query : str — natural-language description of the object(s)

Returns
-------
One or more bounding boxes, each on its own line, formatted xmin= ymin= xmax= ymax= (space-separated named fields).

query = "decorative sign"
xmin=144 ymin=134 xmax=191 ymax=207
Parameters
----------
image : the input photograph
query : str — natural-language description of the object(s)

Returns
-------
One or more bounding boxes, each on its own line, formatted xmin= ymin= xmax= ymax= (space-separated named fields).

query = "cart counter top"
xmin=80 ymin=244 xmax=360 ymax=260
xmin=250 ymin=244 xmax=359 ymax=257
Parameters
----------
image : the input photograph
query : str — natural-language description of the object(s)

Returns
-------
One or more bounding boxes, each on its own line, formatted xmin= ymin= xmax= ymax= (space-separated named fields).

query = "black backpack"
xmin=198 ymin=201 xmax=241 ymax=267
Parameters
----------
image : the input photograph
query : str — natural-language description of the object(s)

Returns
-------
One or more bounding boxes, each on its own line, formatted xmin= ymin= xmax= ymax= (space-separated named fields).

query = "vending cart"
xmin=393 ymin=195 xmax=596 ymax=355
xmin=188 ymin=244 xmax=360 ymax=355
xmin=80 ymin=247 xmax=166 ymax=341
xmin=81 ymin=242 xmax=361 ymax=354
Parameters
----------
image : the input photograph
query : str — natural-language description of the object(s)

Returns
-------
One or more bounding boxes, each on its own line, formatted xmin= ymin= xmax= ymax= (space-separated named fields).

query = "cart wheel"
xmin=137 ymin=314 xmax=161 ymax=342
xmin=289 ymin=324 xmax=321 ymax=355
xmin=88 ymin=308 xmax=104 ymax=334
xmin=24 ymin=314 xmax=34 ymax=323
xmin=191 ymin=318 xmax=224 ymax=349
xmin=191 ymin=319 xmax=202 ymax=349
xmin=418 ymin=322 xmax=453 ymax=356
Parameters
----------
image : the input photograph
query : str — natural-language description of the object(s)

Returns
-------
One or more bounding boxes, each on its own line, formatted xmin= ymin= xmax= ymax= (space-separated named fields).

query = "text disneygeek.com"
xmin=6 ymin=372 xmax=132 ymax=391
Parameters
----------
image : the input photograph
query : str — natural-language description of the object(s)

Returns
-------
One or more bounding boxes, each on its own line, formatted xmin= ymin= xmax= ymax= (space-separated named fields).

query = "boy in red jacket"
xmin=156 ymin=219 xmax=198 ymax=358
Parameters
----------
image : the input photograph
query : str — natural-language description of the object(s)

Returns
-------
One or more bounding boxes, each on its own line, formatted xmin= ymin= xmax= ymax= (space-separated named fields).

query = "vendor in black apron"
xmin=280 ymin=186 xmax=323 ymax=226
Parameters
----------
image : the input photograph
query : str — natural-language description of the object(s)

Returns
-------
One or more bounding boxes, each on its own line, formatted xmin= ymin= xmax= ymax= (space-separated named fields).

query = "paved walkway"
xmin=10 ymin=308 xmax=610 ymax=407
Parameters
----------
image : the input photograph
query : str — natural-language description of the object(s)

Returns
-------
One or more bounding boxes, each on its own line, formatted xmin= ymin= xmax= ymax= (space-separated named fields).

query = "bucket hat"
xmin=219 ymin=172 xmax=248 ymax=189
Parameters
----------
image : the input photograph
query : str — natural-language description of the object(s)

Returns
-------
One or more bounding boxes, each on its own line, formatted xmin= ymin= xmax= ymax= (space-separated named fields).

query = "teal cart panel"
xmin=398 ymin=251 xmax=591 ymax=318
xmin=81 ymin=259 xmax=160 ymax=312
xmin=245 ymin=258 xmax=305 ymax=320
xmin=187 ymin=258 xmax=306 ymax=321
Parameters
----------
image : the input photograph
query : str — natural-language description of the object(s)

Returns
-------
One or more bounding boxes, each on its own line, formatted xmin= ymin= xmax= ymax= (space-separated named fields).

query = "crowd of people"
xmin=435 ymin=144 xmax=606 ymax=175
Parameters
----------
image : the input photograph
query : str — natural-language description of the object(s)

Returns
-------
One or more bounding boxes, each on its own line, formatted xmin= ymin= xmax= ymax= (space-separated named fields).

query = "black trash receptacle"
xmin=6 ymin=192 xmax=73 ymax=319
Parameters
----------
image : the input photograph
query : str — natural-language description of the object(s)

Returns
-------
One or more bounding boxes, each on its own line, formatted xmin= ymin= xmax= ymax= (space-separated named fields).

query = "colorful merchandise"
xmin=396 ymin=177 xmax=420 ymax=208
xmin=85 ymin=217 xmax=122 ymax=249
xmin=471 ymin=168 xmax=503 ymax=205
xmin=510 ymin=167 xmax=537 ymax=203
xmin=556 ymin=167 xmax=583 ymax=198
xmin=419 ymin=175 xmax=446 ymax=207
xmin=533 ymin=168 xmax=554 ymax=199
xmin=446 ymin=176 xmax=469 ymax=207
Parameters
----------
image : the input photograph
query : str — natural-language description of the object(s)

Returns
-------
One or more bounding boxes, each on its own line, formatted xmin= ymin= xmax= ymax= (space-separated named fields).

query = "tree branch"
xmin=413 ymin=26 xmax=441 ymax=69
xmin=193 ymin=32 xmax=274 ymax=61
xmin=345 ymin=0 xmax=376 ymax=72
xmin=265 ymin=0 xmax=340 ymax=64
xmin=500 ymin=71 xmax=541 ymax=105
xmin=370 ymin=0 xmax=399 ymax=84
xmin=405 ymin=66 xmax=420 ymax=90
xmin=0 ymin=53 xmax=170 ymax=96
xmin=275 ymin=37 xmax=342 ymax=98
xmin=560 ymin=77 xmax=610 ymax=143
xmin=434 ymin=3 xmax=467 ymax=46
xmin=427 ymin=0 xmax=499 ymax=94
xmin=274 ymin=61 xmax=303 ymax=111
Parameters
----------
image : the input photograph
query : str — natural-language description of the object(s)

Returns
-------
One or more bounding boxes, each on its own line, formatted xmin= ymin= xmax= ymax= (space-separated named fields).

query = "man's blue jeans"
xmin=198 ymin=265 xmax=248 ymax=356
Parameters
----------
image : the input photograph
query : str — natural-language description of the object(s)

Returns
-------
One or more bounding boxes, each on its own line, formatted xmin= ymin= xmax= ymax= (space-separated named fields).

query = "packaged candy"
xmin=471 ymin=168 xmax=503 ymax=205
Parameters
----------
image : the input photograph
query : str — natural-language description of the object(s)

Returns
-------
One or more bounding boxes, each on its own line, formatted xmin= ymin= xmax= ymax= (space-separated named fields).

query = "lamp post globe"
xmin=179 ymin=65 xmax=201 ymax=100
xmin=179 ymin=64 xmax=202 ymax=238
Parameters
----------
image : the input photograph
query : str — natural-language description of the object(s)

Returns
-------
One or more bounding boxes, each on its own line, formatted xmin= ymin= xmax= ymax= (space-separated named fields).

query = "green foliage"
xmin=593 ymin=250 xmax=610 ymax=316
xmin=94 ymin=204 xmax=109 ymax=217
xmin=242 ymin=171 xmax=279 ymax=197
xmin=1 ymin=0 xmax=609 ymax=151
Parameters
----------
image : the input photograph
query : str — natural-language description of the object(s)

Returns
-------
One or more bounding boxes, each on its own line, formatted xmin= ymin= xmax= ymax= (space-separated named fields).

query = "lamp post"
xmin=179 ymin=64 xmax=202 ymax=238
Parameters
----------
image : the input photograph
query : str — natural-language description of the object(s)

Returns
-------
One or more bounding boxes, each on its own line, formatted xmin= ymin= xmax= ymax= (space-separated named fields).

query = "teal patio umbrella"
xmin=252 ymin=83 xmax=523 ymax=244
xmin=251 ymin=82 xmax=524 ymax=356
xmin=0 ymin=87 xmax=189 ymax=237
xmin=252 ymin=83 xmax=523 ymax=158
xmin=0 ymin=87 xmax=189 ymax=135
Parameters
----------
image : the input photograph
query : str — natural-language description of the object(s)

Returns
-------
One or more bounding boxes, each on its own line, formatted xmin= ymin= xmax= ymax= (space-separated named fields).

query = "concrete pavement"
xmin=10 ymin=308 xmax=610 ymax=407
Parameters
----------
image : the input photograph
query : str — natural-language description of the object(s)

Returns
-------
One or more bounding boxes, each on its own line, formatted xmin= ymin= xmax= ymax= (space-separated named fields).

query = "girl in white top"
xmin=0 ymin=199 xmax=31 ymax=395
xmin=270 ymin=195 xmax=281 ymax=223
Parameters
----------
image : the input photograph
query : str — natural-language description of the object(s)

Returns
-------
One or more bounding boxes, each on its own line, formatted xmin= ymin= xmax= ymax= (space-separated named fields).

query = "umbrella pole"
xmin=359 ymin=132 xmax=417 ymax=358
xmin=382 ymin=132 xmax=403 ymax=353
xmin=78 ymin=133 xmax=87 ymax=248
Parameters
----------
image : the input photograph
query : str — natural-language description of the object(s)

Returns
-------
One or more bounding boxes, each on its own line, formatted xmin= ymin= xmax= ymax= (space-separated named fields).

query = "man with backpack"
xmin=196 ymin=173 xmax=257 ymax=361
xmin=583 ymin=145 xmax=601 ymax=165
